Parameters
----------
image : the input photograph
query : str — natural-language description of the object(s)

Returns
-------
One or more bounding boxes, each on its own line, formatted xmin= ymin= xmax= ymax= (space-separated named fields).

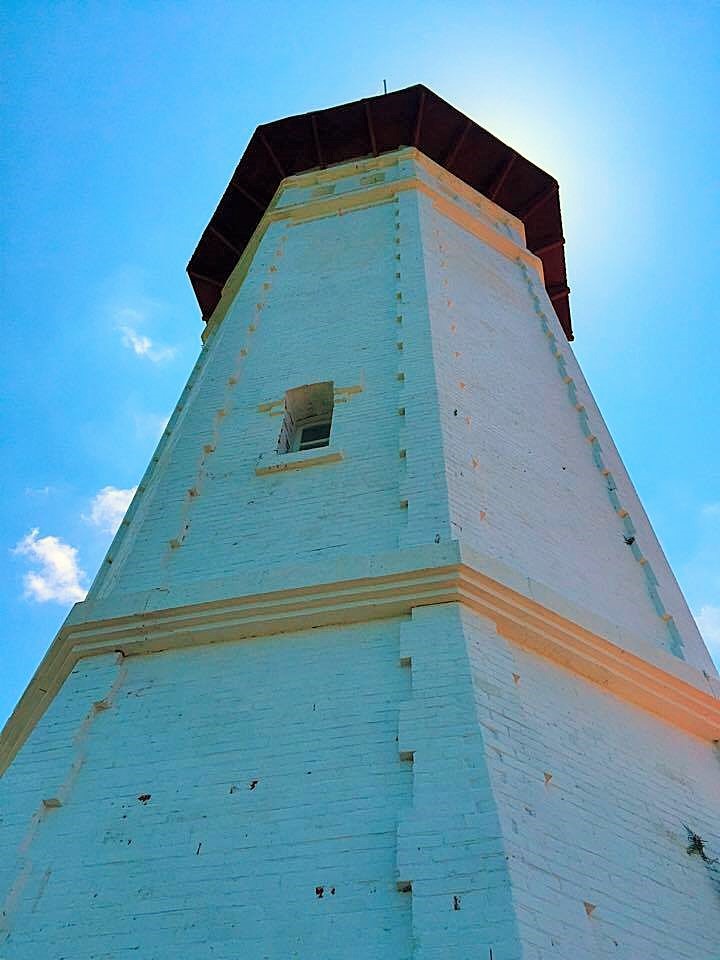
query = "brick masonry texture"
xmin=1 ymin=622 xmax=414 ymax=958
xmin=88 ymin=157 xmax=457 ymax=605
xmin=460 ymin=605 xmax=720 ymax=959
xmin=2 ymin=151 xmax=718 ymax=958
xmin=402 ymin=603 xmax=720 ymax=959
xmin=416 ymin=189 xmax=712 ymax=670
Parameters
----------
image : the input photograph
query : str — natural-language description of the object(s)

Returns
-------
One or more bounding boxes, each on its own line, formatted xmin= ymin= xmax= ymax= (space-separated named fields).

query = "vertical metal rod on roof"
xmin=383 ymin=79 xmax=387 ymax=94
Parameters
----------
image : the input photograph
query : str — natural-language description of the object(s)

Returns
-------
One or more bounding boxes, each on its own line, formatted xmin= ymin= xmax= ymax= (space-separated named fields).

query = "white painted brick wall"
xmin=1 ymin=621 xmax=414 ymax=958
xmin=416 ymin=189 xmax=713 ymax=671
xmin=4 ymin=150 xmax=717 ymax=959
xmin=93 ymin=174 xmax=449 ymax=605
xmin=91 ymin=154 xmax=712 ymax=674
xmin=4 ymin=604 xmax=717 ymax=958
xmin=458 ymin=604 xmax=720 ymax=960
xmin=398 ymin=605 xmax=522 ymax=960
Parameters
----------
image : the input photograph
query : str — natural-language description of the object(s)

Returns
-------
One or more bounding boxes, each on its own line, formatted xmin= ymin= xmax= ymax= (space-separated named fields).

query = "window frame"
xmin=277 ymin=381 xmax=335 ymax=456
xmin=293 ymin=415 xmax=332 ymax=452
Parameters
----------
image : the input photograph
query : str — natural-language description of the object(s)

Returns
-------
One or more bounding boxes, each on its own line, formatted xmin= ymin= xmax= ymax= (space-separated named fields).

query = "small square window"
xmin=278 ymin=382 xmax=334 ymax=455
xmin=297 ymin=419 xmax=331 ymax=451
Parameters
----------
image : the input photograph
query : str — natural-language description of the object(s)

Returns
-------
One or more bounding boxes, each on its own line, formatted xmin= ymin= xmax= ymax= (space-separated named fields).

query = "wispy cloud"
xmin=13 ymin=529 xmax=87 ymax=604
xmin=24 ymin=485 xmax=54 ymax=498
xmin=84 ymin=485 xmax=137 ymax=534
xmin=115 ymin=307 xmax=176 ymax=363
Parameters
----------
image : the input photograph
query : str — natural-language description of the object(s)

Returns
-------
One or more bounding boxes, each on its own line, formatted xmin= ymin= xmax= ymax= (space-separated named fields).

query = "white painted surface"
xmin=415 ymin=186 xmax=712 ymax=671
xmin=459 ymin=603 xmax=720 ymax=960
xmin=2 ymin=623 xmax=414 ymax=958
xmin=3 ymin=150 xmax=717 ymax=958
xmin=93 ymin=193 xmax=431 ymax=600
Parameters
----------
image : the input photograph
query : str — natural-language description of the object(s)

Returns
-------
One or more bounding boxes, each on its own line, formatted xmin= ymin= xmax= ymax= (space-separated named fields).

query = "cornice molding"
xmin=2 ymin=547 xmax=719 ymax=775
xmin=202 ymin=148 xmax=543 ymax=343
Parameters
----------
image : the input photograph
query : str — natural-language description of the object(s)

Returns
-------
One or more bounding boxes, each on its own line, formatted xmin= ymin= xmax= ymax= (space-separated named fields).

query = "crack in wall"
xmin=2 ymin=658 xmax=128 ymax=938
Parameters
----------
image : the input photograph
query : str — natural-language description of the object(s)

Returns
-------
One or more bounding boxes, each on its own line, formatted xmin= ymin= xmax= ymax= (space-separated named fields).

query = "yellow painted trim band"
xmin=202 ymin=148 xmax=542 ymax=342
xmin=255 ymin=449 xmax=344 ymax=475
xmin=3 ymin=553 xmax=719 ymax=775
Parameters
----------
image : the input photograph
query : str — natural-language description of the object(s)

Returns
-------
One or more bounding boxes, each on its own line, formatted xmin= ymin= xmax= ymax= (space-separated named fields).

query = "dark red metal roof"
xmin=188 ymin=84 xmax=572 ymax=340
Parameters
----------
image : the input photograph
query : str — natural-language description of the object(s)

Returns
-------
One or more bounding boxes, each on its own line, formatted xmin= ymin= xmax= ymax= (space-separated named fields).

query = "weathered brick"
xmin=2 ymin=150 xmax=718 ymax=960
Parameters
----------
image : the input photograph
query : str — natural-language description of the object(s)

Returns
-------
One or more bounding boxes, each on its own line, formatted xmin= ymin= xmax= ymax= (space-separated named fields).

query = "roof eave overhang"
xmin=187 ymin=84 xmax=572 ymax=340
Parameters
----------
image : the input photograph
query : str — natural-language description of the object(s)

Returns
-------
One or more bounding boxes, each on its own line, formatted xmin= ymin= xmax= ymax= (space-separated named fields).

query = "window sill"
xmin=255 ymin=447 xmax=344 ymax=476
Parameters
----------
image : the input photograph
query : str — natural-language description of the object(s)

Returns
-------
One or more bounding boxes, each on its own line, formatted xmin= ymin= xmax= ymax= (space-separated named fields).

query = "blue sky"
xmin=2 ymin=1 xmax=719 ymax=725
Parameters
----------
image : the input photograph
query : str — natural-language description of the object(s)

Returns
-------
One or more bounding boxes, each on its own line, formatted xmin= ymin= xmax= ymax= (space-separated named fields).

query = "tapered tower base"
xmin=3 ymin=88 xmax=719 ymax=959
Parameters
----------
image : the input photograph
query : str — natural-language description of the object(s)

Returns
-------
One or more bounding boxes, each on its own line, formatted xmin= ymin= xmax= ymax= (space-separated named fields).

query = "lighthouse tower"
xmin=2 ymin=86 xmax=719 ymax=959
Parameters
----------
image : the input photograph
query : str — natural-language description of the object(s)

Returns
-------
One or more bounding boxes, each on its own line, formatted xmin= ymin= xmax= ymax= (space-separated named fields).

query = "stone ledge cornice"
xmin=2 ymin=544 xmax=719 ymax=775
xmin=202 ymin=148 xmax=544 ymax=343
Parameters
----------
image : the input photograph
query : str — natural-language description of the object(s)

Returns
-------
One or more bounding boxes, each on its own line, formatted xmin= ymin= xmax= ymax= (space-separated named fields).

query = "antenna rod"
xmin=383 ymin=79 xmax=387 ymax=94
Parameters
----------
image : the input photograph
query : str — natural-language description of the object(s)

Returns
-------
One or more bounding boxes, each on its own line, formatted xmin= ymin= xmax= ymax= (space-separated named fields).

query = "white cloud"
xmin=115 ymin=307 xmax=176 ymax=363
xmin=695 ymin=605 xmax=720 ymax=667
xmin=24 ymin=485 xmax=54 ymax=497
xmin=85 ymin=485 xmax=137 ymax=534
xmin=701 ymin=502 xmax=720 ymax=518
xmin=120 ymin=324 xmax=153 ymax=356
xmin=13 ymin=529 xmax=87 ymax=604
xmin=119 ymin=324 xmax=176 ymax=363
